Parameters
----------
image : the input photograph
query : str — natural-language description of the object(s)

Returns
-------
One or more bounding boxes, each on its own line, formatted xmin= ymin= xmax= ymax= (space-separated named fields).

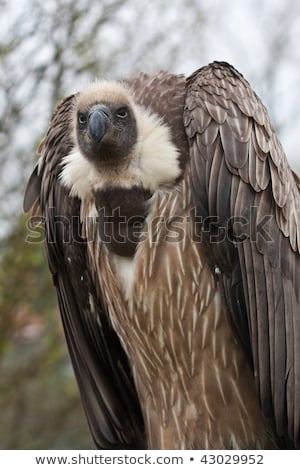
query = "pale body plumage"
xmin=82 ymin=177 xmax=273 ymax=449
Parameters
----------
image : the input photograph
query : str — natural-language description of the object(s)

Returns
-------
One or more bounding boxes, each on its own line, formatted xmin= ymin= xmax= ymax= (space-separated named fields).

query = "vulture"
xmin=23 ymin=61 xmax=300 ymax=450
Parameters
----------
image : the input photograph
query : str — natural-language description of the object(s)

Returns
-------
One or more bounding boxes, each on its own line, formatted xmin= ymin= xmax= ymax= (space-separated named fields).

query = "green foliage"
xmin=0 ymin=217 xmax=94 ymax=449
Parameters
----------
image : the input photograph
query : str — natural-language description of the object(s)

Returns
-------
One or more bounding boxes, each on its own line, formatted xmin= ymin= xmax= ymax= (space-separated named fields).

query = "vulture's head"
xmin=75 ymin=83 xmax=137 ymax=165
xmin=61 ymin=81 xmax=182 ymax=200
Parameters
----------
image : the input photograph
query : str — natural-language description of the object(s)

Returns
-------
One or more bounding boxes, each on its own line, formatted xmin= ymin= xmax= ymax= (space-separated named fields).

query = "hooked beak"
xmin=88 ymin=105 xmax=111 ymax=143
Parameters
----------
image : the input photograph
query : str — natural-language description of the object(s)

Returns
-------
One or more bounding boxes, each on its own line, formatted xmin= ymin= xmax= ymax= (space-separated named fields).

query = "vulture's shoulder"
xmin=123 ymin=70 xmax=189 ymax=162
xmin=23 ymin=94 xmax=76 ymax=215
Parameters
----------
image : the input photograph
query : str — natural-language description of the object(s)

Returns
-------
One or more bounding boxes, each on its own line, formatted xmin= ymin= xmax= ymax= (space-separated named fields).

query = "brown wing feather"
xmin=24 ymin=94 xmax=145 ymax=449
xmin=184 ymin=61 xmax=300 ymax=447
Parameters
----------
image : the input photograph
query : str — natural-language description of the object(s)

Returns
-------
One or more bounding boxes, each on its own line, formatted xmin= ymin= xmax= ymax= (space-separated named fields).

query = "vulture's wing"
xmin=184 ymin=61 xmax=300 ymax=447
xmin=23 ymin=95 xmax=145 ymax=449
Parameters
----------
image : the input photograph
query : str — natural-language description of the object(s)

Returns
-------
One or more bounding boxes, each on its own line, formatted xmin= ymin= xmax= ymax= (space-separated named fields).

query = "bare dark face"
xmin=76 ymin=101 xmax=138 ymax=164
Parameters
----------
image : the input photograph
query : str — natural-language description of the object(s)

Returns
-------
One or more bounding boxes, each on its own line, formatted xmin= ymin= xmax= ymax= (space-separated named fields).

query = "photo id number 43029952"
xmin=190 ymin=454 xmax=263 ymax=465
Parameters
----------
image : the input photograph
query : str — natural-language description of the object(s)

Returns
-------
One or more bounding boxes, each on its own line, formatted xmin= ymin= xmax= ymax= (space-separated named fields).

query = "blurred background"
xmin=1 ymin=0 xmax=300 ymax=449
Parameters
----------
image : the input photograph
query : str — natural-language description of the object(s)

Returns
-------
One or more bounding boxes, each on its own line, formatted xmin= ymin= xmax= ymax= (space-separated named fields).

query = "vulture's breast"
xmin=86 ymin=177 xmax=276 ymax=449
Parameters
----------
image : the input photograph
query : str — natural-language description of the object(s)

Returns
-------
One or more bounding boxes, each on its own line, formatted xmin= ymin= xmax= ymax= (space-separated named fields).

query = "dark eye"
xmin=116 ymin=107 xmax=128 ymax=119
xmin=78 ymin=113 xmax=87 ymax=125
